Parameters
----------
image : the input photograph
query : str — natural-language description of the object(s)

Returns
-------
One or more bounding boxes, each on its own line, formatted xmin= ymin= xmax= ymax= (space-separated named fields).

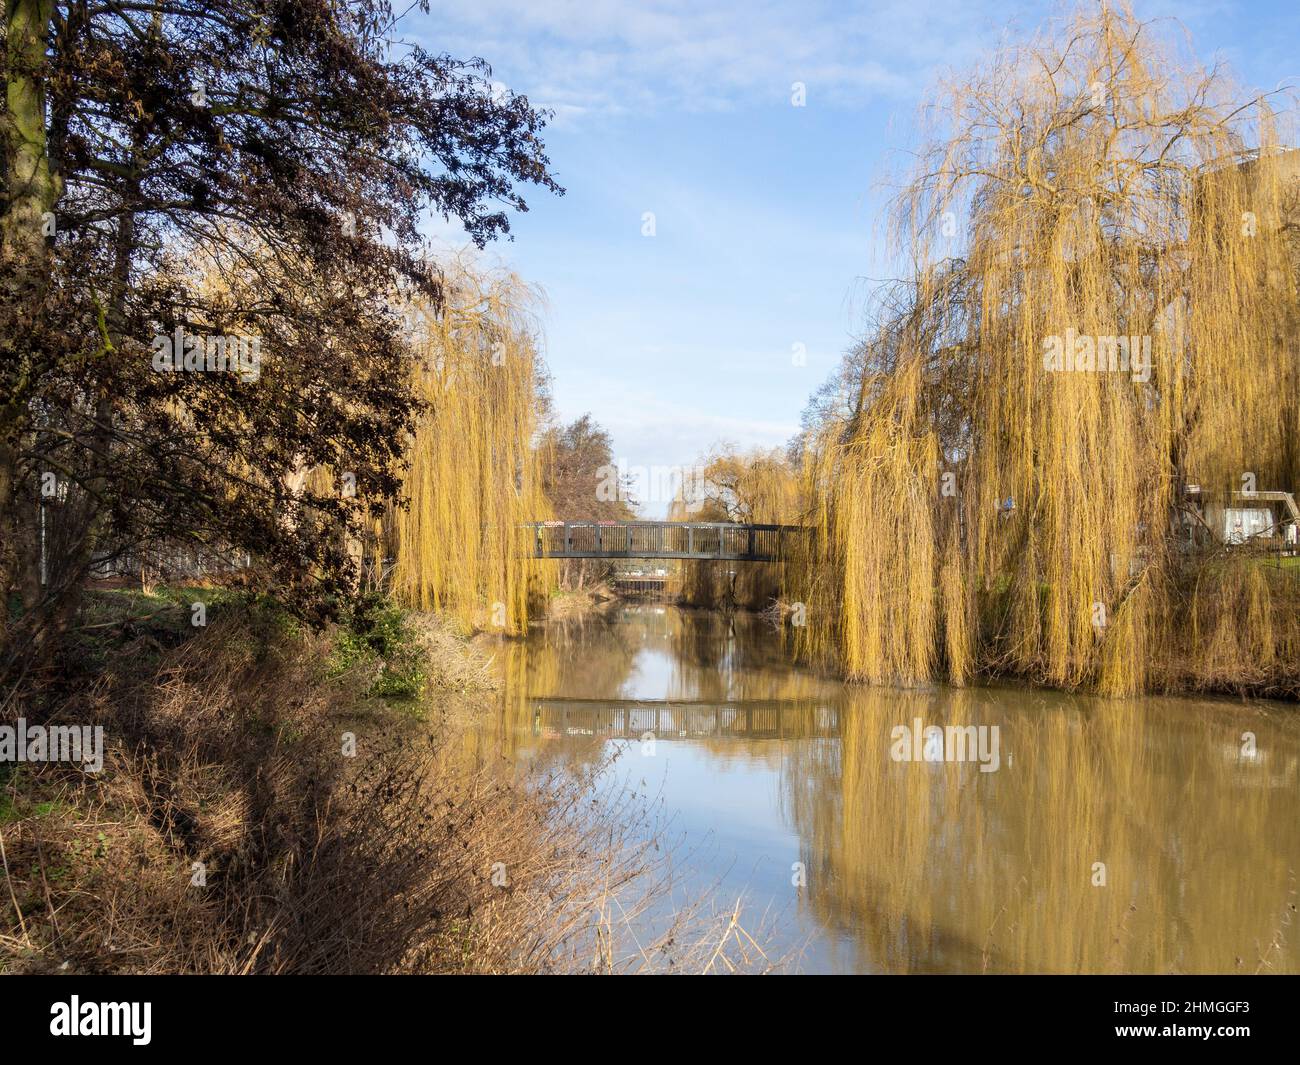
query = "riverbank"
xmin=544 ymin=582 xmax=618 ymax=621
xmin=750 ymin=564 xmax=1300 ymax=704
xmin=0 ymin=589 xmax=756 ymax=974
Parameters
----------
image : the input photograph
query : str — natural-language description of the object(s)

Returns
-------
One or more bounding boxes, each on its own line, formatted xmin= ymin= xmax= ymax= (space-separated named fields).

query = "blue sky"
xmin=410 ymin=1 xmax=1299 ymax=515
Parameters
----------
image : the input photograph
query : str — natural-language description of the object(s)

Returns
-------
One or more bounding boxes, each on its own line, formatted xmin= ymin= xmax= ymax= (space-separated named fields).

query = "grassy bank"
xmin=0 ymin=589 xmax=762 ymax=974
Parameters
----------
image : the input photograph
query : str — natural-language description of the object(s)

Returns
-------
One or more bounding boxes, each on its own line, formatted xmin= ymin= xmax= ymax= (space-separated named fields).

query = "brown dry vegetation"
xmin=0 ymin=600 xmax=769 ymax=974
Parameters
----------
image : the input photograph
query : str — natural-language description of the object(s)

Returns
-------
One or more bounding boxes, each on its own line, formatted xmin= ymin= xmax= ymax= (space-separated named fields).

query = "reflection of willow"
xmin=664 ymin=610 xmax=839 ymax=707
xmin=467 ymin=605 xmax=1300 ymax=972
xmin=488 ymin=611 xmax=842 ymax=769
xmin=679 ymin=560 xmax=785 ymax=612
xmin=781 ymin=686 xmax=1300 ymax=973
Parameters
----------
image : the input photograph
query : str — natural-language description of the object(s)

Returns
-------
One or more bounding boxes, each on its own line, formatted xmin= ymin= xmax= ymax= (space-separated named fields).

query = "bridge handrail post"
xmin=564 ymin=522 xmax=572 ymax=556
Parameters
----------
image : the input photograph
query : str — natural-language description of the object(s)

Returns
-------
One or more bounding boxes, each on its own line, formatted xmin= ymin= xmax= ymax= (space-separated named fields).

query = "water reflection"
xmin=478 ymin=605 xmax=1300 ymax=974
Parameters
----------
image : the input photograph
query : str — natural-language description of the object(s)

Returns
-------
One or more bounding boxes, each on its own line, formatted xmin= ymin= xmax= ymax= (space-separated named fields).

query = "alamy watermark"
xmin=152 ymin=326 xmax=261 ymax=383
xmin=50 ymin=997 xmax=151 ymax=1045
xmin=1 ymin=718 xmax=104 ymax=773
xmin=889 ymin=718 xmax=1001 ymax=773
xmin=1042 ymin=328 xmax=1151 ymax=384
xmin=596 ymin=460 xmax=706 ymax=506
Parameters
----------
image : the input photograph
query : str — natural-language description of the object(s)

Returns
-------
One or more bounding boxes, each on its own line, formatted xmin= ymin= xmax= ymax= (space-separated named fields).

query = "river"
xmin=474 ymin=603 xmax=1300 ymax=974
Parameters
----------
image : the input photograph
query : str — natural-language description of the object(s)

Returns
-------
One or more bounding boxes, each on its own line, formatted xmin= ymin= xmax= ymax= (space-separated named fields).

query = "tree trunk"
xmin=0 ymin=0 xmax=58 ymax=661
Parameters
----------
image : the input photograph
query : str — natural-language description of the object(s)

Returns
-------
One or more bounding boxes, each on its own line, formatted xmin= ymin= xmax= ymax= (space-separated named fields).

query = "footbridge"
xmin=526 ymin=521 xmax=805 ymax=562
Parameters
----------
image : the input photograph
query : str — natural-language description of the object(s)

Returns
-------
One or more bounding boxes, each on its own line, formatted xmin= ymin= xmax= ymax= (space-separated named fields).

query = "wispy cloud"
xmin=564 ymin=390 xmax=799 ymax=516
xmin=418 ymin=0 xmax=1028 ymax=121
xmin=552 ymin=376 xmax=798 ymax=466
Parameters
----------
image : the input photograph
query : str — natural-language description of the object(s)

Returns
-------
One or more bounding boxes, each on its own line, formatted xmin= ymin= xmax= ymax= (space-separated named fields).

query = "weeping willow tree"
xmin=672 ymin=445 xmax=802 ymax=609
xmin=387 ymin=257 xmax=552 ymax=634
xmin=796 ymin=3 xmax=1300 ymax=695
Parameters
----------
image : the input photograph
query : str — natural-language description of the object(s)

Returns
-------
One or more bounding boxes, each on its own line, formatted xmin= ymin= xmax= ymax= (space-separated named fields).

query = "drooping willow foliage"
xmin=795 ymin=4 xmax=1300 ymax=695
xmin=672 ymin=445 xmax=802 ymax=609
xmin=387 ymin=257 xmax=552 ymax=634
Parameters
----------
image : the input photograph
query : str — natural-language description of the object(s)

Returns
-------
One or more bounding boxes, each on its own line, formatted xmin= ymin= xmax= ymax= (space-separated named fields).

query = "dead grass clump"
xmin=404 ymin=612 xmax=502 ymax=693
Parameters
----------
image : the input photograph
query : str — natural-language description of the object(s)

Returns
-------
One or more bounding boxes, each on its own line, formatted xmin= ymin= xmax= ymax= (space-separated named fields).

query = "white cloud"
xmin=417 ymin=0 xmax=1027 ymax=119
xmin=592 ymin=404 xmax=799 ymax=517
xmin=550 ymin=375 xmax=799 ymax=517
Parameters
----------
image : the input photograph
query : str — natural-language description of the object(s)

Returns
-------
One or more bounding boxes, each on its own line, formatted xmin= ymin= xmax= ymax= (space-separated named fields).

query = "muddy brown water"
xmin=473 ymin=603 xmax=1299 ymax=974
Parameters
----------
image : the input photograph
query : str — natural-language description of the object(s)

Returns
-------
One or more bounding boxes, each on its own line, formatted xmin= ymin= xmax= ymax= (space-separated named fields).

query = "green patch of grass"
xmin=327 ymin=593 xmax=428 ymax=698
xmin=81 ymin=584 xmax=260 ymax=629
xmin=69 ymin=586 xmax=304 ymax=676
xmin=62 ymin=584 xmax=425 ymax=698
xmin=0 ymin=766 xmax=70 ymax=827
xmin=0 ymin=764 xmax=19 ymax=826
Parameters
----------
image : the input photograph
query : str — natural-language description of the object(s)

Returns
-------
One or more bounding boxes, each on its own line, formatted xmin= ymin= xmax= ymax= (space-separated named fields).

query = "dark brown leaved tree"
xmin=0 ymin=0 xmax=561 ymax=669
xmin=539 ymin=414 xmax=633 ymax=589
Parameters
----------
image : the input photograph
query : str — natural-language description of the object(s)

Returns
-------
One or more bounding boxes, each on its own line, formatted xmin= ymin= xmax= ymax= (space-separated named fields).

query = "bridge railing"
xmin=525 ymin=520 xmax=806 ymax=562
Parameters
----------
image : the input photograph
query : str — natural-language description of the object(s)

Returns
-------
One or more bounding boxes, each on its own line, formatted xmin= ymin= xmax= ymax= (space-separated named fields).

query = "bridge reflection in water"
xmin=610 ymin=575 xmax=673 ymax=598
xmin=527 ymin=698 xmax=840 ymax=740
